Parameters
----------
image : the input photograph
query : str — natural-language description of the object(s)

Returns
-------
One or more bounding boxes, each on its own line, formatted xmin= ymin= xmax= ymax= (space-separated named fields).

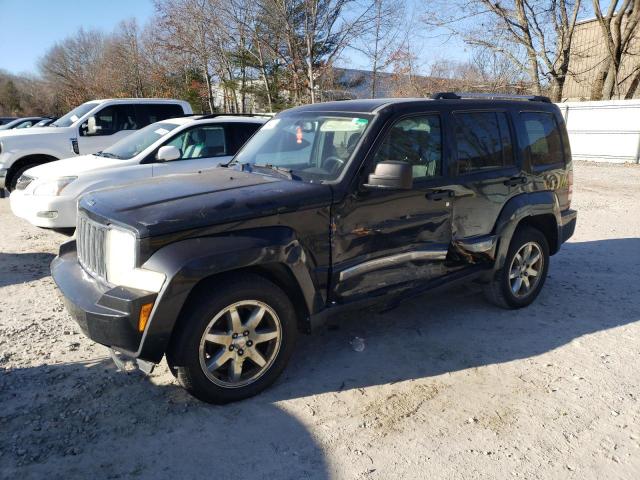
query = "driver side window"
xmin=373 ymin=115 xmax=442 ymax=180
xmin=166 ymin=126 xmax=227 ymax=160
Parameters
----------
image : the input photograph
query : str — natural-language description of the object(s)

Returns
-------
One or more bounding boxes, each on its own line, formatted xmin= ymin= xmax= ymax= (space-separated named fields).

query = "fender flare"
xmin=489 ymin=191 xmax=561 ymax=276
xmin=136 ymin=226 xmax=322 ymax=362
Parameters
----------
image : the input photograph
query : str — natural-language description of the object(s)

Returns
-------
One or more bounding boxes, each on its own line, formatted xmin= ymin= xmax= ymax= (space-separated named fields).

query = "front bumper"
xmin=0 ymin=168 xmax=6 ymax=189
xmin=10 ymin=190 xmax=78 ymax=228
xmin=51 ymin=242 xmax=157 ymax=357
xmin=559 ymin=208 xmax=577 ymax=244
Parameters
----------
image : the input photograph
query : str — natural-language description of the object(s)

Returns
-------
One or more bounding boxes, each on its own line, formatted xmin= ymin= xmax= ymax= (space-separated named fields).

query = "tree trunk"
xmin=625 ymin=69 xmax=640 ymax=98
xmin=203 ymin=65 xmax=214 ymax=113
xmin=549 ymin=76 xmax=564 ymax=102
xmin=590 ymin=58 xmax=611 ymax=100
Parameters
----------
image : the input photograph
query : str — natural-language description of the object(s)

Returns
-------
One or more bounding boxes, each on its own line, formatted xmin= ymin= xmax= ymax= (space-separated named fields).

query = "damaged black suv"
xmin=52 ymin=93 xmax=577 ymax=403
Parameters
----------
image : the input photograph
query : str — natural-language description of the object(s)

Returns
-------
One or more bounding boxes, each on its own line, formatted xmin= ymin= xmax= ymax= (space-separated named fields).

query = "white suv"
xmin=0 ymin=98 xmax=192 ymax=191
xmin=10 ymin=115 xmax=266 ymax=228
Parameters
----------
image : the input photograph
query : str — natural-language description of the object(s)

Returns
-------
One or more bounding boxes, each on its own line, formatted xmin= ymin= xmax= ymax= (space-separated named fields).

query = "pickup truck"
xmin=0 ymin=98 xmax=192 ymax=191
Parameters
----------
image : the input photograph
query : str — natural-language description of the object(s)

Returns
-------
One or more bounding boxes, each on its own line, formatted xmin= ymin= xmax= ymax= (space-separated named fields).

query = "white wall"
xmin=556 ymin=100 xmax=640 ymax=164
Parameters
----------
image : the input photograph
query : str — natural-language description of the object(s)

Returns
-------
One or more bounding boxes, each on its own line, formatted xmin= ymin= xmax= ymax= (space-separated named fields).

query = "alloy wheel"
xmin=198 ymin=300 xmax=282 ymax=388
xmin=508 ymin=241 xmax=544 ymax=298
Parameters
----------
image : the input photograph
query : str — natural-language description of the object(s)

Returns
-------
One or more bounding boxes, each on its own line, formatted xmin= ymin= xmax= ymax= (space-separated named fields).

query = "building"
xmin=563 ymin=16 xmax=640 ymax=100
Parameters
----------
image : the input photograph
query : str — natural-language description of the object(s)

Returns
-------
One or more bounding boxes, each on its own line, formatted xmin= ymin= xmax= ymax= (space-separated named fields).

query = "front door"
xmin=331 ymin=112 xmax=454 ymax=302
xmin=151 ymin=124 xmax=232 ymax=176
xmin=77 ymin=104 xmax=137 ymax=154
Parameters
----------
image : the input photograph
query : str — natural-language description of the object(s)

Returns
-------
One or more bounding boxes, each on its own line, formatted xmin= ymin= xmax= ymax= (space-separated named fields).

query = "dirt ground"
xmin=1 ymin=161 xmax=639 ymax=480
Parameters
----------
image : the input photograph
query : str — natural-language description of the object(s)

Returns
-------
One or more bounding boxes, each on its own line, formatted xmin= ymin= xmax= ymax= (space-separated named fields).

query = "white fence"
xmin=556 ymin=100 xmax=640 ymax=164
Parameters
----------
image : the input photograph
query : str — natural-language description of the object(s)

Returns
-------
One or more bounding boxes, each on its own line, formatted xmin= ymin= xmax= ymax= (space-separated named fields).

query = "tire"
xmin=6 ymin=163 xmax=40 ymax=192
xmin=166 ymin=273 xmax=298 ymax=404
xmin=484 ymin=225 xmax=550 ymax=309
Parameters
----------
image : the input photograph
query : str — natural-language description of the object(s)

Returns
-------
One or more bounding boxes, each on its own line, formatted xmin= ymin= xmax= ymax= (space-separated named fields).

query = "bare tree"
xmin=591 ymin=0 xmax=640 ymax=99
xmin=351 ymin=0 xmax=404 ymax=97
xmin=425 ymin=0 xmax=582 ymax=101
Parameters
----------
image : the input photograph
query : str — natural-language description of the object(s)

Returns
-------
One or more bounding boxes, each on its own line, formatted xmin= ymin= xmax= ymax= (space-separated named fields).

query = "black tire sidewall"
xmin=168 ymin=274 xmax=298 ymax=403
xmin=8 ymin=163 xmax=38 ymax=192
xmin=499 ymin=227 xmax=550 ymax=308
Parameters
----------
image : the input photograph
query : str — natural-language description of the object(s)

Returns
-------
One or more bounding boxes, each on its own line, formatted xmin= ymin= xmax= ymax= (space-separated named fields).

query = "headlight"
xmin=32 ymin=176 xmax=77 ymax=196
xmin=105 ymin=226 xmax=165 ymax=292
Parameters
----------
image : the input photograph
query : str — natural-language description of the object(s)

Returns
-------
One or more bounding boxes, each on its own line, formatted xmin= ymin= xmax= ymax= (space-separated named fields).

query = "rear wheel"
xmin=484 ymin=226 xmax=549 ymax=309
xmin=167 ymin=273 xmax=298 ymax=403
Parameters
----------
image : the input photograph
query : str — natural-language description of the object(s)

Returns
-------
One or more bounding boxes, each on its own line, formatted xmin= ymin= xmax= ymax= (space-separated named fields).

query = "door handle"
xmin=425 ymin=189 xmax=454 ymax=201
xmin=503 ymin=176 xmax=528 ymax=187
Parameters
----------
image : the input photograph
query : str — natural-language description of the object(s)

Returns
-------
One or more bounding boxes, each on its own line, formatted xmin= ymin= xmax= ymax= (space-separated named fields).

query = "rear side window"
xmin=137 ymin=104 xmax=185 ymax=127
xmin=228 ymin=122 xmax=262 ymax=153
xmin=520 ymin=112 xmax=564 ymax=166
xmin=453 ymin=111 xmax=514 ymax=174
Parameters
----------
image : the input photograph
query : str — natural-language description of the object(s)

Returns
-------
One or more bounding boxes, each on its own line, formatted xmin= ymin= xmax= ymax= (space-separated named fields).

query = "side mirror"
xmin=86 ymin=116 xmax=98 ymax=135
xmin=156 ymin=145 xmax=181 ymax=162
xmin=364 ymin=161 xmax=413 ymax=190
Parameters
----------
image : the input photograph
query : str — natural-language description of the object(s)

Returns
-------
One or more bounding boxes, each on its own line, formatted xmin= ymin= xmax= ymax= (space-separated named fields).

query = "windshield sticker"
xmin=320 ymin=119 xmax=367 ymax=132
xmin=262 ymin=119 xmax=280 ymax=130
xmin=70 ymin=115 xmax=79 ymax=122
xmin=352 ymin=118 xmax=368 ymax=126
xmin=154 ymin=128 xmax=169 ymax=136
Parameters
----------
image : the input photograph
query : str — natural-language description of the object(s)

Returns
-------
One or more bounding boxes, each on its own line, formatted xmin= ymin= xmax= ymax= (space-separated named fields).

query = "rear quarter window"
xmin=520 ymin=112 xmax=564 ymax=167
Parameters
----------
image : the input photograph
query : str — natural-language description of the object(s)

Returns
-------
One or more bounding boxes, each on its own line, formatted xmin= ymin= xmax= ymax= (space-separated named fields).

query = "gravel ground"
xmin=1 ymin=161 xmax=639 ymax=480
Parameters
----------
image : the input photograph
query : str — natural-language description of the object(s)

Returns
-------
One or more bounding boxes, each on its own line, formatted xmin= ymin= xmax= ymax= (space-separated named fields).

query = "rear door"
xmin=447 ymin=109 xmax=521 ymax=243
xmin=331 ymin=111 xmax=455 ymax=301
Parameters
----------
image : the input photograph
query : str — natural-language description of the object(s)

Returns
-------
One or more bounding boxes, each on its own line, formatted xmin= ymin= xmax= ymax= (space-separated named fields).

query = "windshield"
xmin=52 ymin=102 xmax=100 ymax=127
xmin=98 ymin=121 xmax=180 ymax=160
xmin=232 ymin=113 xmax=371 ymax=182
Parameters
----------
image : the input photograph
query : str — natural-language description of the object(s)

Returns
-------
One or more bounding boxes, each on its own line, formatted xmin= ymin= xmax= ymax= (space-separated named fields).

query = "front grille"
xmin=76 ymin=213 xmax=108 ymax=280
xmin=15 ymin=175 xmax=34 ymax=191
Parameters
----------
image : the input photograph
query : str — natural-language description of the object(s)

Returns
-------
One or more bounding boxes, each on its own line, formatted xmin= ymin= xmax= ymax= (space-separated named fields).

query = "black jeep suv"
xmin=52 ymin=94 xmax=577 ymax=403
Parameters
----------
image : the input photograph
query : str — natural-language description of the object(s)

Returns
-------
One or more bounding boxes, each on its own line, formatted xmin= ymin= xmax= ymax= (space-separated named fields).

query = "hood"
xmin=0 ymin=126 xmax=62 ymax=138
xmin=25 ymin=154 xmax=124 ymax=179
xmin=80 ymin=167 xmax=333 ymax=238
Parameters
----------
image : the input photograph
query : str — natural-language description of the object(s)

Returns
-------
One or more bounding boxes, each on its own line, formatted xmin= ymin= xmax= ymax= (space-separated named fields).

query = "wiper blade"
xmin=252 ymin=163 xmax=301 ymax=181
xmin=96 ymin=151 xmax=120 ymax=159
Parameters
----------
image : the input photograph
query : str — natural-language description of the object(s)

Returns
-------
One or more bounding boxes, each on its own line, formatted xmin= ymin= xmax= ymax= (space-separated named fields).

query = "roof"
xmin=284 ymin=94 xmax=553 ymax=115
xmin=92 ymin=98 xmax=190 ymax=104
xmin=162 ymin=115 xmax=268 ymax=126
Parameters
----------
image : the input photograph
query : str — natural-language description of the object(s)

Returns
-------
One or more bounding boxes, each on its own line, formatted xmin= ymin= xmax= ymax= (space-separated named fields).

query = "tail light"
xmin=567 ymin=169 xmax=573 ymax=208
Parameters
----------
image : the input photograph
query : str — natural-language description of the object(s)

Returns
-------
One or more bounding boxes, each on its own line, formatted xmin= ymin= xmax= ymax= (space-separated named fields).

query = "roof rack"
xmin=430 ymin=92 xmax=551 ymax=103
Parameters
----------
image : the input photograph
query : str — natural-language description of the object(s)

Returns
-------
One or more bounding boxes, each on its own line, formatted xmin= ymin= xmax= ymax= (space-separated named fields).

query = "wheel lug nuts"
xmin=238 ymin=349 xmax=244 ymax=355
xmin=243 ymin=331 xmax=249 ymax=336
xmin=247 ymin=340 xmax=253 ymax=347
xmin=229 ymin=345 xmax=234 ymax=351
xmin=232 ymin=333 xmax=238 ymax=339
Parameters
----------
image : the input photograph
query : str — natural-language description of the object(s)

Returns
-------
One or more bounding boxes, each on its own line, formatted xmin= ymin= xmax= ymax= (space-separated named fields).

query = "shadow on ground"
xmin=0 ymin=252 xmax=55 ymax=287
xmin=1 ymin=238 xmax=639 ymax=478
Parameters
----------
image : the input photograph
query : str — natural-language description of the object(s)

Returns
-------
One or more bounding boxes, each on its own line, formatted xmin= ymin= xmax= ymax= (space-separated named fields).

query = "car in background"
xmin=10 ymin=114 xmax=266 ymax=228
xmin=34 ymin=117 xmax=57 ymax=127
xmin=0 ymin=117 xmax=18 ymax=126
xmin=0 ymin=117 xmax=45 ymax=130
xmin=0 ymin=98 xmax=192 ymax=191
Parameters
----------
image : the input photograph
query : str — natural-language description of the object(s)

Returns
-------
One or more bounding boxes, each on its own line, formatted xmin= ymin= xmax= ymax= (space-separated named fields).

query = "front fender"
xmin=136 ymin=226 xmax=321 ymax=362
xmin=490 ymin=191 xmax=561 ymax=275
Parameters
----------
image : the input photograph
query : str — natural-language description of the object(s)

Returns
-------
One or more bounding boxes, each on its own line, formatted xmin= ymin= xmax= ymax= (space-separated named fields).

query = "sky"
xmin=0 ymin=0 xmax=156 ymax=75
xmin=0 ymin=0 xmax=471 ymax=77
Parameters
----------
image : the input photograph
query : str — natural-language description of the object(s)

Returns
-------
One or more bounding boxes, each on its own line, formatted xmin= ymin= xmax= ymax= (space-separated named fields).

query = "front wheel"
xmin=484 ymin=226 xmax=550 ymax=309
xmin=167 ymin=273 xmax=298 ymax=403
